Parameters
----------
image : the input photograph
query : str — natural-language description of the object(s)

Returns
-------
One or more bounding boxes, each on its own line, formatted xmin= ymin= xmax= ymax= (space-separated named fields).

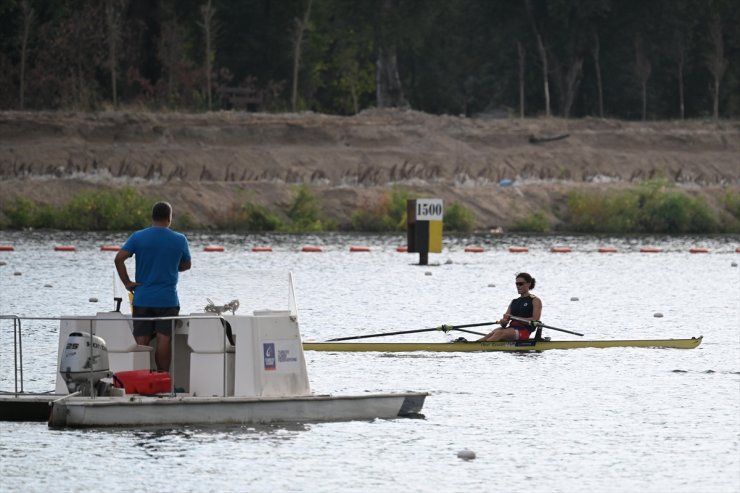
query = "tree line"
xmin=0 ymin=0 xmax=737 ymax=119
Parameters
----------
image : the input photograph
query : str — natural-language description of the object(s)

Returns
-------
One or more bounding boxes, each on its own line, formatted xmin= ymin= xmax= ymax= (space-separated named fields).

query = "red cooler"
xmin=113 ymin=370 xmax=172 ymax=395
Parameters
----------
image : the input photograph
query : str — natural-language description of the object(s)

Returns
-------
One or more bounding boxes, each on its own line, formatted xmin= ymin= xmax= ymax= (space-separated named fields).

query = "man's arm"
xmin=179 ymin=259 xmax=192 ymax=272
xmin=114 ymin=249 xmax=139 ymax=291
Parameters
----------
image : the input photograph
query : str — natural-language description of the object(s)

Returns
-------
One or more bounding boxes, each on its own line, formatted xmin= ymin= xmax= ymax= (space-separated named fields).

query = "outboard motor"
xmin=60 ymin=331 xmax=112 ymax=396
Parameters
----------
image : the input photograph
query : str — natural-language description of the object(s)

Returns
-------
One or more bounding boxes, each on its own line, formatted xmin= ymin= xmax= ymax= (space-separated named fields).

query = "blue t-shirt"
xmin=121 ymin=226 xmax=191 ymax=308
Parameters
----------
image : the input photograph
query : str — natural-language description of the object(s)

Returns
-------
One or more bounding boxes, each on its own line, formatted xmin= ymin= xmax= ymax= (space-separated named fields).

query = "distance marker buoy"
xmin=100 ymin=245 xmax=120 ymax=251
xmin=251 ymin=246 xmax=273 ymax=252
xmin=689 ymin=248 xmax=709 ymax=253
xmin=598 ymin=247 xmax=618 ymax=253
xmin=640 ymin=247 xmax=662 ymax=253
xmin=509 ymin=247 xmax=528 ymax=253
xmin=0 ymin=245 xmax=15 ymax=251
xmin=204 ymin=245 xmax=225 ymax=252
xmin=464 ymin=246 xmax=484 ymax=253
xmin=302 ymin=246 xmax=322 ymax=252
xmin=350 ymin=246 xmax=370 ymax=252
xmin=396 ymin=246 xmax=408 ymax=253
xmin=54 ymin=245 xmax=76 ymax=252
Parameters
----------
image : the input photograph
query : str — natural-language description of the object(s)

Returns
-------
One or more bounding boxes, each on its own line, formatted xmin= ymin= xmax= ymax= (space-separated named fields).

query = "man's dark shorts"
xmin=132 ymin=306 xmax=180 ymax=338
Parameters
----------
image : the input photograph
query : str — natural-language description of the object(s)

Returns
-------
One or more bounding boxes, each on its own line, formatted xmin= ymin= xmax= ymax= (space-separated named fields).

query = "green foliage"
xmin=285 ymin=184 xmax=326 ymax=232
xmin=443 ymin=201 xmax=475 ymax=232
xmin=510 ymin=211 xmax=551 ymax=233
xmin=218 ymin=201 xmax=284 ymax=231
xmin=718 ymin=190 xmax=740 ymax=233
xmin=1 ymin=187 xmax=151 ymax=230
xmin=349 ymin=187 xmax=412 ymax=232
xmin=562 ymin=183 xmax=721 ymax=234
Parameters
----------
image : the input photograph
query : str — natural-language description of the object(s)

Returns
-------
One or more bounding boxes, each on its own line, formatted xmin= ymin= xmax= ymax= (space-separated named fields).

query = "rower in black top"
xmin=477 ymin=272 xmax=542 ymax=342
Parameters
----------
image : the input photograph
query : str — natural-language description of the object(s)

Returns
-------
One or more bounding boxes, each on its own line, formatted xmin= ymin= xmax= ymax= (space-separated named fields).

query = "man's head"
xmin=152 ymin=201 xmax=172 ymax=224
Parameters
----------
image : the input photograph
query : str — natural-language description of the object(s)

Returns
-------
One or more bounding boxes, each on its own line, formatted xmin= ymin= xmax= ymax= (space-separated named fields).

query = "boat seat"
xmin=94 ymin=312 xmax=152 ymax=372
xmin=187 ymin=314 xmax=235 ymax=397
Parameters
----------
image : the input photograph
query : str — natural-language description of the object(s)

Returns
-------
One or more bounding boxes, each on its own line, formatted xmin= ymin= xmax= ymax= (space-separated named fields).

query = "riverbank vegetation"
xmin=1 ymin=182 xmax=737 ymax=234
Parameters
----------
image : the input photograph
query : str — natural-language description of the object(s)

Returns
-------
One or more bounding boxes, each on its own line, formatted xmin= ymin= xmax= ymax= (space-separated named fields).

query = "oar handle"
xmin=509 ymin=316 xmax=584 ymax=337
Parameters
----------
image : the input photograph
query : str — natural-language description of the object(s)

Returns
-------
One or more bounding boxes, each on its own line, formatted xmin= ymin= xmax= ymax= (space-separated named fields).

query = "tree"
xmin=104 ymin=0 xmax=126 ymax=108
xmin=291 ymin=0 xmax=312 ymax=112
xmin=18 ymin=0 xmax=34 ymax=110
xmin=524 ymin=0 xmax=550 ymax=116
xmin=634 ymin=33 xmax=651 ymax=120
xmin=592 ymin=32 xmax=604 ymax=117
xmin=705 ymin=13 xmax=727 ymax=120
xmin=375 ymin=0 xmax=407 ymax=108
xmin=199 ymin=0 xmax=217 ymax=111
xmin=517 ymin=40 xmax=525 ymax=117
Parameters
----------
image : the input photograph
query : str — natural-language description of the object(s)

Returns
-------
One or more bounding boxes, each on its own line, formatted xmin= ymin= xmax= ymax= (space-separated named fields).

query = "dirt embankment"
xmin=0 ymin=109 xmax=738 ymax=229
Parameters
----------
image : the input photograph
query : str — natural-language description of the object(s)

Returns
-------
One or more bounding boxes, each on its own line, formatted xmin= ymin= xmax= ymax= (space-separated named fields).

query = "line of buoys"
xmin=100 ymin=245 xmax=120 ymax=251
xmin=203 ymin=245 xmax=225 ymax=252
xmin=396 ymin=246 xmax=408 ymax=253
xmin=251 ymin=246 xmax=273 ymax=252
xmin=598 ymin=247 xmax=618 ymax=253
xmin=54 ymin=245 xmax=76 ymax=252
xmin=640 ymin=247 xmax=662 ymax=253
xmin=302 ymin=246 xmax=322 ymax=252
xmin=349 ymin=246 xmax=370 ymax=252
xmin=509 ymin=247 xmax=529 ymax=253
xmin=689 ymin=248 xmax=709 ymax=253
xmin=464 ymin=246 xmax=484 ymax=253
xmin=550 ymin=247 xmax=572 ymax=253
xmin=0 ymin=245 xmax=15 ymax=251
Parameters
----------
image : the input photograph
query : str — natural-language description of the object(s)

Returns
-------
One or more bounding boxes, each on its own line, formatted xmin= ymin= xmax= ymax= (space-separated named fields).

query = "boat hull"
xmin=48 ymin=392 xmax=427 ymax=428
xmin=303 ymin=337 xmax=703 ymax=352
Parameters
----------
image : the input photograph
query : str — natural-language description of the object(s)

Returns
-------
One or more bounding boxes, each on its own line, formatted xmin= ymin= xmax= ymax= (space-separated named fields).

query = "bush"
xmin=443 ymin=201 xmax=475 ymax=232
xmin=285 ymin=184 xmax=327 ymax=232
xmin=510 ymin=210 xmax=550 ymax=233
xmin=350 ymin=187 xmax=412 ymax=232
xmin=562 ymin=182 xmax=720 ymax=234
xmin=1 ymin=187 xmax=151 ymax=230
xmin=217 ymin=201 xmax=284 ymax=231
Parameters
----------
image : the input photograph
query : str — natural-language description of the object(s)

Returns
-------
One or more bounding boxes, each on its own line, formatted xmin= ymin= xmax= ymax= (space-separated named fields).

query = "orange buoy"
xmin=251 ymin=246 xmax=273 ymax=252
xmin=689 ymin=248 xmax=709 ymax=253
xmin=302 ymin=246 xmax=322 ymax=252
xmin=0 ymin=245 xmax=15 ymax=251
xmin=550 ymin=247 xmax=572 ymax=253
xmin=736 ymin=247 xmax=740 ymax=253
xmin=350 ymin=246 xmax=370 ymax=252
xmin=598 ymin=247 xmax=618 ymax=253
xmin=509 ymin=247 xmax=529 ymax=253
xmin=54 ymin=245 xmax=76 ymax=252
xmin=204 ymin=245 xmax=225 ymax=252
xmin=396 ymin=246 xmax=408 ymax=253
xmin=464 ymin=246 xmax=484 ymax=253
xmin=640 ymin=247 xmax=662 ymax=253
xmin=100 ymin=245 xmax=120 ymax=251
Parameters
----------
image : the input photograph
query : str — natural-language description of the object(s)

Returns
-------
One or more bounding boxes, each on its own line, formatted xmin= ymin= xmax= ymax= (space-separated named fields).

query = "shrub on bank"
xmin=510 ymin=210 xmax=550 ymax=233
xmin=443 ymin=201 xmax=475 ymax=233
xmin=350 ymin=187 xmax=411 ymax=232
xmin=562 ymin=181 xmax=720 ymax=234
xmin=1 ymin=187 xmax=152 ymax=230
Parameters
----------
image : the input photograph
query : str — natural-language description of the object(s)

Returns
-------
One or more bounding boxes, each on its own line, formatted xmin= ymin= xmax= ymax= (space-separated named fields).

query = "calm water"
xmin=1 ymin=231 xmax=739 ymax=493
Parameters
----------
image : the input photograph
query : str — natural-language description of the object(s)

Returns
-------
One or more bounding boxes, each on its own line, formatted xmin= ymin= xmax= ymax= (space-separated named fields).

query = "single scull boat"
xmin=303 ymin=336 xmax=703 ymax=352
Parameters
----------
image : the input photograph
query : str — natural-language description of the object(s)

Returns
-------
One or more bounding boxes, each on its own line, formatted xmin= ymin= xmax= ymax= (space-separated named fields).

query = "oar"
xmin=326 ymin=322 xmax=495 ymax=342
xmin=509 ymin=315 xmax=584 ymax=337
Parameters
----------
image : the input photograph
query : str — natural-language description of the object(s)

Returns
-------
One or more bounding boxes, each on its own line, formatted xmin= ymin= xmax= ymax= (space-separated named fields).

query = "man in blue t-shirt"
xmin=114 ymin=201 xmax=191 ymax=371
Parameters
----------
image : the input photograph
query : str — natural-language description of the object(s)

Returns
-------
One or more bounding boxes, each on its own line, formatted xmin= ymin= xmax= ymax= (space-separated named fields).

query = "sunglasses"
xmin=515 ymin=281 xmax=526 ymax=286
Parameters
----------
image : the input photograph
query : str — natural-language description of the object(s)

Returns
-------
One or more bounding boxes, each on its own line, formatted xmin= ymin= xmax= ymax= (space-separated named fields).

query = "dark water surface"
xmin=1 ymin=232 xmax=738 ymax=493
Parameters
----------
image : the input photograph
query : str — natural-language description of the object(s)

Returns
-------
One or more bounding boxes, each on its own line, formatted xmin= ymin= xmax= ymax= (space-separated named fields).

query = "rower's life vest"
xmin=509 ymin=294 xmax=537 ymax=329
